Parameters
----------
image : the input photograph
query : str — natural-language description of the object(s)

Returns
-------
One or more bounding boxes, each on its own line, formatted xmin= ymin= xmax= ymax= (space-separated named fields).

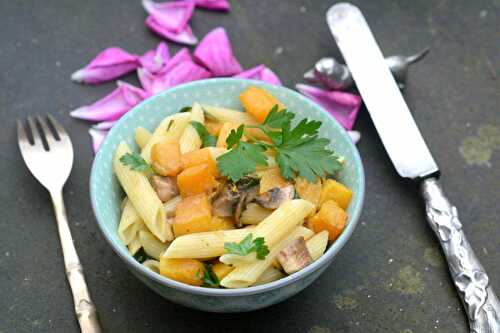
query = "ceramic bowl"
xmin=90 ymin=78 xmax=365 ymax=312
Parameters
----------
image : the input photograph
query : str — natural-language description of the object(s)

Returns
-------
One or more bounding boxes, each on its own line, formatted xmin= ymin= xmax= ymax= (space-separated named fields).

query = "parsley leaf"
xmin=190 ymin=121 xmax=217 ymax=147
xmin=224 ymin=233 xmax=270 ymax=260
xmin=119 ymin=152 xmax=154 ymax=174
xmin=179 ymin=106 xmax=192 ymax=113
xmin=201 ymin=264 xmax=220 ymax=288
xmin=262 ymin=105 xmax=295 ymax=129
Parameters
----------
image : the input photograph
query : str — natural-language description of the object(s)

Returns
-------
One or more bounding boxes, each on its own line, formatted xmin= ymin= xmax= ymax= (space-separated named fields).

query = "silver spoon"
xmin=304 ymin=47 xmax=430 ymax=90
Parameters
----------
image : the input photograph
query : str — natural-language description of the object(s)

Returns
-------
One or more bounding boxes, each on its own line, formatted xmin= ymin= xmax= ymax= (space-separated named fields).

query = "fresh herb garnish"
xmin=179 ymin=106 xmax=192 ymax=113
xmin=216 ymin=106 xmax=343 ymax=182
xmin=201 ymin=264 xmax=220 ymax=288
xmin=224 ymin=233 xmax=270 ymax=260
xmin=119 ymin=152 xmax=154 ymax=174
xmin=133 ymin=249 xmax=150 ymax=263
xmin=216 ymin=125 xmax=269 ymax=182
xmin=190 ymin=121 xmax=217 ymax=147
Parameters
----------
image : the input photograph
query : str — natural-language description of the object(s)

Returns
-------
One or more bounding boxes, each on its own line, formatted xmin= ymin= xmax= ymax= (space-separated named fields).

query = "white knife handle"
xmin=422 ymin=178 xmax=500 ymax=332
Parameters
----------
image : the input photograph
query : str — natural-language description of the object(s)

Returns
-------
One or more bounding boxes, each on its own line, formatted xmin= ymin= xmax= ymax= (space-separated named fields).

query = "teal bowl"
xmin=90 ymin=78 xmax=365 ymax=312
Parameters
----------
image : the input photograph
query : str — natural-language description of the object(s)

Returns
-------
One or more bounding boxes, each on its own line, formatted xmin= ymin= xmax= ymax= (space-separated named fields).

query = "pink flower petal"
xmin=192 ymin=0 xmax=230 ymax=11
xmin=71 ymin=47 xmax=139 ymax=84
xmin=161 ymin=47 xmax=191 ymax=74
xmin=142 ymin=0 xmax=195 ymax=33
xmin=70 ymin=81 xmax=148 ymax=122
xmin=193 ymin=27 xmax=242 ymax=76
xmin=93 ymin=120 xmax=117 ymax=130
xmin=138 ymin=68 xmax=169 ymax=95
xmin=234 ymin=65 xmax=282 ymax=85
xmin=296 ymin=84 xmax=362 ymax=130
xmin=162 ymin=60 xmax=212 ymax=88
xmin=139 ymin=42 xmax=170 ymax=74
xmin=145 ymin=15 xmax=198 ymax=45
xmin=89 ymin=128 xmax=108 ymax=153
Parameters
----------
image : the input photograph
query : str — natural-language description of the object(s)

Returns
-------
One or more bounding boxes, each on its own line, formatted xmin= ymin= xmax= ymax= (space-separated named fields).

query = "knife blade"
xmin=327 ymin=3 xmax=500 ymax=332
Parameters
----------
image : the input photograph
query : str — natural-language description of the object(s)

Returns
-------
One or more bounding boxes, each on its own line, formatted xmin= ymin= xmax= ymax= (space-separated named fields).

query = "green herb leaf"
xmin=179 ymin=106 xmax=192 ymax=113
xmin=224 ymin=233 xmax=269 ymax=260
xmin=217 ymin=141 xmax=268 ymax=182
xmin=190 ymin=121 xmax=217 ymax=147
xmin=119 ymin=152 xmax=154 ymax=174
xmin=262 ymin=105 xmax=295 ymax=129
xmin=202 ymin=264 xmax=220 ymax=288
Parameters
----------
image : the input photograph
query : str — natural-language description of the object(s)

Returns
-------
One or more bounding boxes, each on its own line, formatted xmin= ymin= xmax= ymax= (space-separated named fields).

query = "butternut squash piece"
xmin=181 ymin=148 xmax=218 ymax=177
xmin=257 ymin=167 xmax=288 ymax=194
xmin=150 ymin=141 xmax=182 ymax=176
xmin=159 ymin=258 xmax=205 ymax=286
xmin=240 ymin=86 xmax=285 ymax=123
xmin=295 ymin=177 xmax=322 ymax=209
xmin=173 ymin=193 xmax=212 ymax=236
xmin=320 ymin=179 xmax=353 ymax=209
xmin=205 ymin=120 xmax=223 ymax=136
xmin=216 ymin=122 xmax=240 ymax=148
xmin=212 ymin=262 xmax=234 ymax=280
xmin=307 ymin=200 xmax=347 ymax=241
xmin=211 ymin=216 xmax=235 ymax=230
xmin=177 ymin=164 xmax=218 ymax=197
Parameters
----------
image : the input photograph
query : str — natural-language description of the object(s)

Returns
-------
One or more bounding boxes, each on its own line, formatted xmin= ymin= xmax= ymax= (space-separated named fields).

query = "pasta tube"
xmin=127 ymin=235 xmax=142 ymax=255
xmin=135 ymin=127 xmax=152 ymax=149
xmin=306 ymin=230 xmax=329 ymax=261
xmin=139 ymin=230 xmax=170 ymax=260
xmin=179 ymin=103 xmax=204 ymax=154
xmin=239 ymin=203 xmax=273 ymax=225
xmin=118 ymin=199 xmax=144 ymax=245
xmin=163 ymin=195 xmax=182 ymax=218
xmin=143 ymin=259 xmax=160 ymax=273
xmin=255 ymin=267 xmax=285 ymax=285
xmin=114 ymin=142 xmax=173 ymax=242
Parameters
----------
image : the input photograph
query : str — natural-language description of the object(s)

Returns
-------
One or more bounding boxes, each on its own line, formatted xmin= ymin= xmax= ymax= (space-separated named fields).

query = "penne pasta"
xmin=220 ymin=226 xmax=314 ymax=288
xmin=207 ymin=147 xmax=227 ymax=160
xmin=118 ymin=199 xmax=147 ymax=245
xmin=135 ymin=127 xmax=152 ymax=149
xmin=127 ymin=235 xmax=142 ymax=255
xmin=163 ymin=227 xmax=255 ymax=259
xmin=114 ymin=142 xmax=173 ymax=242
xmin=219 ymin=252 xmax=257 ymax=267
xmin=306 ymin=230 xmax=329 ymax=261
xmin=139 ymin=230 xmax=170 ymax=260
xmin=179 ymin=103 xmax=204 ymax=154
xmin=163 ymin=195 xmax=182 ymax=218
xmin=240 ymin=203 xmax=273 ymax=225
xmin=140 ymin=113 xmax=191 ymax=162
xmin=254 ymin=267 xmax=285 ymax=285
xmin=142 ymin=259 xmax=160 ymax=274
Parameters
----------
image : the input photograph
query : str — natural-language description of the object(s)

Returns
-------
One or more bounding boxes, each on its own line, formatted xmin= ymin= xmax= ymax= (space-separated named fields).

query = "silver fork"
xmin=17 ymin=115 xmax=101 ymax=333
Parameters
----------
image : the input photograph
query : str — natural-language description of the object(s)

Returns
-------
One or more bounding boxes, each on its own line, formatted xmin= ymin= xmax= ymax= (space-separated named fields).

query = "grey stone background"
xmin=0 ymin=0 xmax=498 ymax=332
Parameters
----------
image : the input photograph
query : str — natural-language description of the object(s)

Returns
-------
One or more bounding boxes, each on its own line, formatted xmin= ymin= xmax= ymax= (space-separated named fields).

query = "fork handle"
xmin=50 ymin=190 xmax=102 ymax=333
xmin=421 ymin=178 xmax=500 ymax=333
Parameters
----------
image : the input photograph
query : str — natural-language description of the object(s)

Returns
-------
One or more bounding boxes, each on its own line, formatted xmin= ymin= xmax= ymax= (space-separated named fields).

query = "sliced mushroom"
xmin=277 ymin=237 xmax=313 ymax=274
xmin=255 ymin=185 xmax=295 ymax=209
xmin=212 ymin=183 xmax=240 ymax=217
xmin=150 ymin=175 xmax=179 ymax=203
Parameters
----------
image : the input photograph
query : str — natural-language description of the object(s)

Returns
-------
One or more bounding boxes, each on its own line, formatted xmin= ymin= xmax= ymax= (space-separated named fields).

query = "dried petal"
xmin=161 ymin=47 xmax=192 ymax=74
xmin=296 ymin=84 xmax=362 ymax=130
xmin=70 ymin=81 xmax=148 ymax=121
xmin=139 ymin=42 xmax=170 ymax=74
xmin=162 ymin=60 xmax=212 ymax=88
xmin=89 ymin=128 xmax=108 ymax=153
xmin=142 ymin=0 xmax=195 ymax=33
xmin=234 ymin=65 xmax=282 ymax=85
xmin=191 ymin=0 xmax=230 ymax=11
xmin=71 ymin=47 xmax=139 ymax=84
xmin=93 ymin=120 xmax=117 ymax=130
xmin=145 ymin=15 xmax=198 ymax=45
xmin=193 ymin=27 xmax=242 ymax=76
xmin=138 ymin=68 xmax=169 ymax=95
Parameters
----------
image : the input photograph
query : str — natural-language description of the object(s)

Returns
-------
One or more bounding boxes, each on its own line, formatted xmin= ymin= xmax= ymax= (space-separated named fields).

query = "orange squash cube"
xmin=258 ymin=167 xmax=287 ymax=193
xmin=159 ymin=258 xmax=205 ymax=286
xmin=212 ymin=262 xmax=234 ymax=280
xmin=177 ymin=164 xmax=218 ymax=197
xmin=181 ymin=148 xmax=219 ymax=176
xmin=320 ymin=179 xmax=353 ymax=209
xmin=150 ymin=141 xmax=182 ymax=176
xmin=210 ymin=216 xmax=235 ymax=230
xmin=205 ymin=120 xmax=223 ymax=136
xmin=240 ymin=86 xmax=285 ymax=123
xmin=295 ymin=177 xmax=322 ymax=209
xmin=307 ymin=200 xmax=347 ymax=241
xmin=173 ymin=193 xmax=212 ymax=236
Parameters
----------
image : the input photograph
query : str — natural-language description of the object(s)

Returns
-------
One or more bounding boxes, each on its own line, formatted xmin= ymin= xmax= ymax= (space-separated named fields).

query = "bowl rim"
xmin=90 ymin=78 xmax=365 ymax=297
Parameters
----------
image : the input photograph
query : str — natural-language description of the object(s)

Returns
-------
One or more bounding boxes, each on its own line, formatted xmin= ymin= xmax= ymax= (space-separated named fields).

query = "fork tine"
xmin=27 ymin=116 xmax=42 ymax=146
xmin=47 ymin=114 xmax=68 ymax=139
xmin=17 ymin=120 xmax=31 ymax=150
xmin=36 ymin=116 xmax=57 ymax=146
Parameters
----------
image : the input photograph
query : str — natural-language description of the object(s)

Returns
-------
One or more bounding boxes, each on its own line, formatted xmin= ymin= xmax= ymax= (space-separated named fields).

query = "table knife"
xmin=327 ymin=3 xmax=500 ymax=332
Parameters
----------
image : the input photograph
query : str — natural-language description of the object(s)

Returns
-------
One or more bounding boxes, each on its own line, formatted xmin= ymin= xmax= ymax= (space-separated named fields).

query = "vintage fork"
xmin=17 ymin=115 xmax=101 ymax=333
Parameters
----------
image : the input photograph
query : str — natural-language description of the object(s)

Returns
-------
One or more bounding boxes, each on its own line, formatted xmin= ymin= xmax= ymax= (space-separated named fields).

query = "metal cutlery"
xmin=327 ymin=3 xmax=499 ymax=332
xmin=17 ymin=115 xmax=101 ymax=333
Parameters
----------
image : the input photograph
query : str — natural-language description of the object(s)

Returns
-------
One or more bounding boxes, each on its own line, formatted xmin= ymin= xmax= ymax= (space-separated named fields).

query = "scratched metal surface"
xmin=0 ymin=1 xmax=498 ymax=332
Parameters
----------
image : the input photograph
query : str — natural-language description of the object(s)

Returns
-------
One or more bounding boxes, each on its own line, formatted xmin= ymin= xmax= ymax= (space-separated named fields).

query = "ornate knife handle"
xmin=421 ymin=178 xmax=500 ymax=333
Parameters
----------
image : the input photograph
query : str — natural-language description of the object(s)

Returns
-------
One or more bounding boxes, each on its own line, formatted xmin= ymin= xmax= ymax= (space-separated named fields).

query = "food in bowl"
xmin=112 ymin=86 xmax=354 ymax=289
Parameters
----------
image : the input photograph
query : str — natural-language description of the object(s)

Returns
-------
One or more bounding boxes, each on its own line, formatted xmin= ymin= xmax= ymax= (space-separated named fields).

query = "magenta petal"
xmin=89 ymin=128 xmax=108 ymax=153
xmin=296 ymin=84 xmax=362 ymax=130
xmin=139 ymin=42 xmax=170 ymax=74
xmin=193 ymin=27 xmax=242 ymax=76
xmin=161 ymin=47 xmax=191 ymax=74
xmin=93 ymin=120 xmax=117 ymax=130
xmin=234 ymin=65 xmax=282 ymax=85
xmin=191 ymin=0 xmax=230 ymax=10
xmin=138 ymin=68 xmax=169 ymax=95
xmin=142 ymin=0 xmax=195 ymax=33
xmin=70 ymin=81 xmax=148 ymax=122
xmin=145 ymin=15 xmax=198 ymax=45
xmin=71 ymin=47 xmax=139 ymax=84
xmin=162 ymin=60 xmax=212 ymax=89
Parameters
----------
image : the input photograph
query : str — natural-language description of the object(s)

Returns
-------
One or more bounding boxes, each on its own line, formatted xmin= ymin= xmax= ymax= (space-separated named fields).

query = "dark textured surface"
xmin=1 ymin=1 xmax=499 ymax=332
